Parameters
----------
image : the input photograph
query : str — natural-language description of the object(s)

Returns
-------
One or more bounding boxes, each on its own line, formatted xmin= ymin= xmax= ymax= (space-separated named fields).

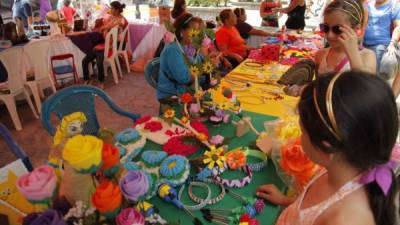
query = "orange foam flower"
xmin=101 ymin=143 xmax=120 ymax=170
xmin=92 ymin=181 xmax=122 ymax=213
xmin=226 ymin=150 xmax=247 ymax=170
xmin=280 ymin=138 xmax=319 ymax=186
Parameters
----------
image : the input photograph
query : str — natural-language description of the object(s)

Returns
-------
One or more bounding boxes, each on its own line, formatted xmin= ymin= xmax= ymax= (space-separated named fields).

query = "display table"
xmin=143 ymin=110 xmax=285 ymax=225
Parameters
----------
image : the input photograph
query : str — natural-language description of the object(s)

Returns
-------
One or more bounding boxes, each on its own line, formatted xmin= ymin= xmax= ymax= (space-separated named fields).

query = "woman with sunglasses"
xmin=314 ymin=0 xmax=376 ymax=75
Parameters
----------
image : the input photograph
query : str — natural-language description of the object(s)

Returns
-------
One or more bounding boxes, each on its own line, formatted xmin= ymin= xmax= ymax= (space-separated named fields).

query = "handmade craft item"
xmin=53 ymin=112 xmax=87 ymax=147
xmin=114 ymin=128 xmax=146 ymax=163
xmin=159 ymin=155 xmax=190 ymax=187
xmin=278 ymin=59 xmax=316 ymax=86
xmin=203 ymin=145 xmax=226 ymax=169
xmin=22 ymin=209 xmax=66 ymax=225
xmin=134 ymin=116 xmax=187 ymax=145
xmin=119 ymin=170 xmax=151 ymax=202
xmin=178 ymin=181 xmax=211 ymax=210
xmin=213 ymin=165 xmax=253 ymax=188
xmin=16 ymin=165 xmax=57 ymax=205
xmin=261 ymin=44 xmax=281 ymax=61
xmin=158 ymin=183 xmax=183 ymax=209
xmin=62 ymin=135 xmax=103 ymax=174
xmin=140 ymin=150 xmax=168 ymax=175
xmin=116 ymin=208 xmax=145 ymax=225
xmin=187 ymin=179 xmax=225 ymax=205
xmin=92 ymin=180 xmax=122 ymax=218
xmin=101 ymin=143 xmax=120 ymax=178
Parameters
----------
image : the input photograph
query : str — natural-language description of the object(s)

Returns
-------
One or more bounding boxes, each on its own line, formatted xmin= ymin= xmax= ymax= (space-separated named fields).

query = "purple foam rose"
xmin=119 ymin=171 xmax=149 ymax=202
xmin=23 ymin=209 xmax=66 ymax=225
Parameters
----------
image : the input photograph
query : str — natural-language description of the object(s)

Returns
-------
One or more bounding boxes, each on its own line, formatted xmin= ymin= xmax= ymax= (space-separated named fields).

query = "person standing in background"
xmin=12 ymin=0 xmax=33 ymax=28
xmin=259 ymin=0 xmax=281 ymax=27
xmin=275 ymin=0 xmax=306 ymax=30
xmin=171 ymin=0 xmax=186 ymax=19
xmin=60 ymin=0 xmax=76 ymax=25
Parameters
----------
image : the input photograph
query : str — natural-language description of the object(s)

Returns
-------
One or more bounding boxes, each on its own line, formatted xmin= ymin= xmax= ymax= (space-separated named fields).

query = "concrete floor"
xmin=0 ymin=71 xmax=159 ymax=168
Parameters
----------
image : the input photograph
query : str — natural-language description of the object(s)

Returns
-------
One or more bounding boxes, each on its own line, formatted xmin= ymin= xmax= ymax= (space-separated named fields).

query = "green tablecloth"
xmin=142 ymin=110 xmax=285 ymax=225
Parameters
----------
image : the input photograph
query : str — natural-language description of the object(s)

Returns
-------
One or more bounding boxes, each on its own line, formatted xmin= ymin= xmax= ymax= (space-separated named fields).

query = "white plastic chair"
xmin=103 ymin=27 xmax=121 ymax=84
xmin=117 ymin=26 xmax=131 ymax=73
xmin=0 ymin=47 xmax=38 ymax=131
xmin=24 ymin=40 xmax=57 ymax=113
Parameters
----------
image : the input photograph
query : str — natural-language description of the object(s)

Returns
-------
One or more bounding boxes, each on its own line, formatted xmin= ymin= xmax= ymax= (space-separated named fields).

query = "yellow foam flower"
xmin=218 ymin=102 xmax=229 ymax=110
xmin=202 ymin=61 xmax=214 ymax=74
xmin=188 ymin=29 xmax=200 ymax=38
xmin=203 ymin=145 xmax=226 ymax=169
xmin=189 ymin=65 xmax=200 ymax=77
xmin=164 ymin=109 xmax=175 ymax=119
xmin=62 ymin=135 xmax=103 ymax=173
xmin=279 ymin=122 xmax=301 ymax=140
xmin=53 ymin=112 xmax=87 ymax=147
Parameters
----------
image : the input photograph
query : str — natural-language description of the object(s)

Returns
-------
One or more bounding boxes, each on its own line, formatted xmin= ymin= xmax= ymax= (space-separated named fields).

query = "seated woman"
xmin=157 ymin=13 xmax=209 ymax=103
xmin=82 ymin=1 xmax=127 ymax=89
xmin=215 ymin=9 xmax=252 ymax=68
xmin=234 ymin=8 xmax=275 ymax=40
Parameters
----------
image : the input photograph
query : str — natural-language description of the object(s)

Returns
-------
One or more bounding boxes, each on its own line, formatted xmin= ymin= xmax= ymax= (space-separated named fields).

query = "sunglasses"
xmin=319 ymin=24 xmax=342 ymax=35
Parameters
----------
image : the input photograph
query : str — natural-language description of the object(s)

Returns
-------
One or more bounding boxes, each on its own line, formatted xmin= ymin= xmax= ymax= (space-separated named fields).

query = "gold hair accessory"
xmin=343 ymin=0 xmax=363 ymax=24
xmin=334 ymin=8 xmax=360 ymax=24
xmin=312 ymin=73 xmax=342 ymax=140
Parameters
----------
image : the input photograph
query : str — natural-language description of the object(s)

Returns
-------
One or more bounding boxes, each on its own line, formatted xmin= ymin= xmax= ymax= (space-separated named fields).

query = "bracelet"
xmin=243 ymin=148 xmax=268 ymax=172
xmin=244 ymin=61 xmax=264 ymax=68
xmin=188 ymin=178 xmax=225 ymax=205
xmin=213 ymin=165 xmax=253 ymax=188
xmin=178 ymin=181 xmax=211 ymax=210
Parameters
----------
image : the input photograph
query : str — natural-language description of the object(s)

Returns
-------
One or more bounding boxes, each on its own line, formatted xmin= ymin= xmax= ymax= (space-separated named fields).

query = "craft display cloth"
xmin=144 ymin=110 xmax=285 ymax=225
xmin=212 ymin=60 xmax=299 ymax=118
xmin=128 ymin=23 xmax=166 ymax=61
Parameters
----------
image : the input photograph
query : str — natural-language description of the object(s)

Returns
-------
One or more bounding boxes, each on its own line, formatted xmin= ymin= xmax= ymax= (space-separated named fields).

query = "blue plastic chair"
xmin=144 ymin=57 xmax=160 ymax=89
xmin=41 ymin=85 xmax=140 ymax=136
xmin=0 ymin=123 xmax=33 ymax=171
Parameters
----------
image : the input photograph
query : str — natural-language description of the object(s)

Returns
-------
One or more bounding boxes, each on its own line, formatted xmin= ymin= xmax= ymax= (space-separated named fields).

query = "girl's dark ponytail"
xmin=366 ymin=173 xmax=399 ymax=225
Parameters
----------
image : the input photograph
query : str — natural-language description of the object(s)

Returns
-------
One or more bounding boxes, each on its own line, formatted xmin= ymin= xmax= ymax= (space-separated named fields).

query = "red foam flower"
xmin=190 ymin=121 xmax=209 ymax=139
xmin=163 ymin=135 xmax=199 ymax=156
xmin=180 ymin=92 xmax=193 ymax=104
xmin=144 ymin=121 xmax=163 ymax=132
xmin=133 ymin=115 xmax=152 ymax=127
xmin=240 ymin=213 xmax=251 ymax=222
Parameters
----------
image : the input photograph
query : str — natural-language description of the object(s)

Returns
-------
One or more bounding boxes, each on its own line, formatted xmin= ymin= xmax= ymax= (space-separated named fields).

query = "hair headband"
xmin=343 ymin=0 xmax=363 ymax=24
xmin=183 ymin=16 xmax=194 ymax=26
xmin=332 ymin=8 xmax=360 ymax=25
xmin=313 ymin=73 xmax=342 ymax=140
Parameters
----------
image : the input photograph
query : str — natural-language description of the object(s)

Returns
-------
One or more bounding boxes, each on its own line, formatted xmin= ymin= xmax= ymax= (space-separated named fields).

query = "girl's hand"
xmin=256 ymin=184 xmax=295 ymax=206
xmin=338 ymin=25 xmax=359 ymax=56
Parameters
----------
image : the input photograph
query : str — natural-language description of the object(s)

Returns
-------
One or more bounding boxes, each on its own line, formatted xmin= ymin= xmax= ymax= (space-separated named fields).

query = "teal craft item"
xmin=142 ymin=150 xmax=168 ymax=168
xmin=114 ymin=128 xmax=141 ymax=145
xmin=160 ymin=155 xmax=190 ymax=187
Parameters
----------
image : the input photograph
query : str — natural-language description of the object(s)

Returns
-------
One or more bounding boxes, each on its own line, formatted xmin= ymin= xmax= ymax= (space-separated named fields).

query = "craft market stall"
xmin=1 ymin=26 xmax=323 ymax=225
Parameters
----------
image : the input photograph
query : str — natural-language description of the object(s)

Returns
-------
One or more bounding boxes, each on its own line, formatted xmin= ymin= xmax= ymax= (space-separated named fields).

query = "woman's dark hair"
xmin=233 ymin=8 xmax=245 ymax=19
xmin=173 ymin=13 xmax=194 ymax=41
xmin=324 ymin=0 xmax=364 ymax=27
xmin=219 ymin=9 xmax=233 ymax=24
xmin=110 ymin=1 xmax=126 ymax=13
xmin=171 ymin=0 xmax=186 ymax=19
xmin=63 ymin=0 xmax=71 ymax=6
xmin=298 ymin=71 xmax=399 ymax=225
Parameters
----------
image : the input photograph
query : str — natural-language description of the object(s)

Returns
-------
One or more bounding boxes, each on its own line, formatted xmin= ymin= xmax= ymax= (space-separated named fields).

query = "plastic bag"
xmin=379 ymin=43 xmax=400 ymax=80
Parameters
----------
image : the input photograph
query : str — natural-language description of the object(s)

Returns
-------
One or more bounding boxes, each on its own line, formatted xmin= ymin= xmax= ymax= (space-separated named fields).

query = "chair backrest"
xmin=24 ymin=40 xmax=51 ymax=81
xmin=144 ymin=57 xmax=160 ymax=89
xmin=118 ymin=26 xmax=130 ymax=52
xmin=104 ymin=27 xmax=118 ymax=58
xmin=0 ymin=123 xmax=33 ymax=171
xmin=41 ymin=85 xmax=140 ymax=136
xmin=0 ymin=47 xmax=25 ymax=94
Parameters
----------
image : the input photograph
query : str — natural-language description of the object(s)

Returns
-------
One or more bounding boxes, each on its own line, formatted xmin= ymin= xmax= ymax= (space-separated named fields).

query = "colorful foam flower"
xmin=210 ymin=135 xmax=224 ymax=146
xmin=218 ymin=102 xmax=229 ymax=110
xmin=189 ymin=65 xmax=200 ymax=77
xmin=62 ymin=135 xmax=103 ymax=174
xmin=159 ymin=155 xmax=190 ymax=186
xmin=92 ymin=181 xmax=122 ymax=218
xmin=116 ymin=208 xmax=145 ymax=225
xmin=203 ymin=146 xmax=226 ymax=169
xmin=280 ymin=138 xmax=320 ymax=187
xmin=119 ymin=170 xmax=150 ymax=202
xmin=133 ymin=115 xmax=152 ymax=127
xmin=16 ymin=165 xmax=57 ymax=203
xmin=188 ymin=29 xmax=200 ymax=38
xmin=226 ymin=150 xmax=247 ymax=170
xmin=164 ymin=109 xmax=175 ymax=119
xmin=180 ymin=116 xmax=189 ymax=124
xmin=144 ymin=121 xmax=163 ymax=132
xmin=101 ymin=143 xmax=120 ymax=178
xmin=202 ymin=60 xmax=214 ymax=74
xmin=163 ymin=135 xmax=199 ymax=156
xmin=180 ymin=92 xmax=193 ymax=104
xmin=22 ymin=209 xmax=66 ymax=225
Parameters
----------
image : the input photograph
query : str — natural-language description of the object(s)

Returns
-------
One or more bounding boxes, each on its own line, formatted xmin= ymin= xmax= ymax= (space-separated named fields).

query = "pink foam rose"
xmin=17 ymin=165 xmax=57 ymax=201
xmin=116 ymin=208 xmax=144 ymax=225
